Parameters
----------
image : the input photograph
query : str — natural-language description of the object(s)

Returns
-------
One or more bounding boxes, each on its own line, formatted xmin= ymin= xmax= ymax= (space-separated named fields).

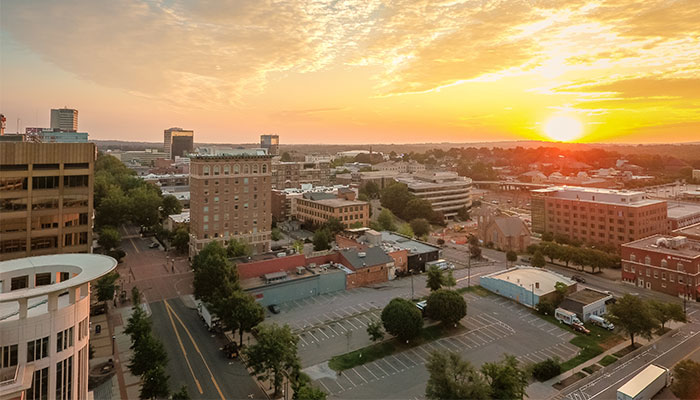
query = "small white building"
xmin=559 ymin=288 xmax=613 ymax=322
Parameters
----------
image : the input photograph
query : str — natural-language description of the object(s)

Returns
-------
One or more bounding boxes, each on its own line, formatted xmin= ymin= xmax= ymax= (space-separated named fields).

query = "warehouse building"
xmin=480 ymin=266 xmax=577 ymax=308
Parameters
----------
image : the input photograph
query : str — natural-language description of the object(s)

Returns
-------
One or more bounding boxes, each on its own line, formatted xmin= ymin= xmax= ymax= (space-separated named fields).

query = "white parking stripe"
xmin=363 ymin=364 xmax=379 ymax=380
xmin=345 ymin=318 xmax=359 ymax=329
xmin=342 ymin=371 xmax=356 ymax=387
xmin=316 ymin=328 xmax=330 ymax=339
xmin=381 ymin=358 xmax=400 ymax=373
xmin=298 ymin=335 xmax=309 ymax=346
xmin=373 ymin=360 xmax=389 ymax=376
xmin=392 ymin=355 xmax=409 ymax=369
xmin=409 ymin=348 xmax=427 ymax=362
xmin=351 ymin=368 xmax=368 ymax=384
xmin=307 ymin=330 xmax=320 ymax=342
xmin=317 ymin=379 xmax=332 ymax=393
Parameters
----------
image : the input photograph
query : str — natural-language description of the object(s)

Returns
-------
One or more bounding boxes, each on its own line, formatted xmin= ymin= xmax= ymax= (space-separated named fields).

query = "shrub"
xmin=532 ymin=358 xmax=561 ymax=381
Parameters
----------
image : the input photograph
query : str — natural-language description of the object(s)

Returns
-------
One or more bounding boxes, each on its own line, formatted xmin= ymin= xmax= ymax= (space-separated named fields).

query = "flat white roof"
xmin=0 ymin=254 xmax=118 ymax=303
xmin=484 ymin=266 xmax=575 ymax=296
xmin=617 ymin=365 xmax=667 ymax=397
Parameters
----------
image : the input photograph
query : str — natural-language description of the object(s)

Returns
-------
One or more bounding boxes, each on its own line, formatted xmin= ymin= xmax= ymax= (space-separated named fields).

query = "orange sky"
xmin=2 ymin=0 xmax=699 ymax=144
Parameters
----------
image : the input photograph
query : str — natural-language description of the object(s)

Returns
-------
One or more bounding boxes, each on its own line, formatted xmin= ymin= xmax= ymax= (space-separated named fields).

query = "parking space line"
xmin=373 ymin=360 xmax=389 ymax=376
xmin=358 ymin=314 xmax=374 ymax=324
xmin=306 ymin=330 xmax=320 ymax=342
xmin=348 ymin=305 xmax=362 ymax=314
xmin=395 ymin=353 xmax=416 ymax=367
xmin=434 ymin=339 xmax=454 ymax=351
xmin=332 ymin=311 xmax=345 ymax=320
xmin=536 ymin=321 xmax=549 ymax=328
xmin=557 ymin=331 xmax=569 ymax=338
xmin=326 ymin=324 xmax=339 ymax=337
xmin=352 ymin=317 xmax=367 ymax=327
xmin=529 ymin=352 xmax=546 ymax=361
xmin=453 ymin=336 xmax=472 ymax=348
xmin=298 ymin=335 xmax=309 ymax=346
xmin=470 ymin=331 xmax=489 ymax=344
xmin=317 ymin=379 xmax=332 ymax=394
xmin=522 ymin=354 xmax=539 ymax=364
xmin=342 ymin=371 xmax=357 ymax=387
xmin=345 ymin=319 xmax=359 ymax=329
xmin=460 ymin=334 xmax=480 ymax=347
xmin=381 ymin=358 xmax=400 ymax=373
xmin=548 ymin=345 xmax=570 ymax=358
xmin=528 ymin=317 xmax=540 ymax=323
xmin=391 ymin=355 xmax=409 ymax=370
xmin=317 ymin=328 xmax=330 ymax=339
xmin=409 ymin=348 xmax=427 ymax=362
xmin=416 ymin=346 xmax=433 ymax=359
xmin=333 ymin=322 xmax=348 ymax=333
xmin=351 ymin=368 xmax=368 ymax=384
xmin=541 ymin=347 xmax=560 ymax=359
xmin=363 ymin=364 xmax=379 ymax=380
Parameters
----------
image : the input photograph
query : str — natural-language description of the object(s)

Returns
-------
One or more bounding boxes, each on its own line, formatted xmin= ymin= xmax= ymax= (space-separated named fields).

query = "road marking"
xmin=162 ymin=303 xmax=203 ymax=394
xmin=351 ymin=368 xmax=368 ymax=384
xmin=129 ymin=237 xmax=140 ymax=253
xmin=409 ymin=348 xmax=427 ymax=362
xmin=362 ymin=364 xmax=379 ymax=380
xmin=326 ymin=324 xmax=339 ymax=336
xmin=317 ymin=379 xmax=332 ymax=393
xmin=316 ymin=328 xmax=330 ymax=339
xmin=306 ymin=330 xmax=320 ymax=343
xmin=163 ymin=300 xmax=225 ymax=400
xmin=381 ymin=358 xmax=400 ymax=373
xmin=373 ymin=360 xmax=389 ymax=376
xmin=345 ymin=318 xmax=359 ymax=330
xmin=392 ymin=355 xmax=410 ymax=369
xmin=342 ymin=371 xmax=357 ymax=387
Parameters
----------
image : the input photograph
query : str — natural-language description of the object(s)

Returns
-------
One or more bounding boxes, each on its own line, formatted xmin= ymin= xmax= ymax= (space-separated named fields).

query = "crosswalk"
xmin=315 ymin=313 xmax=515 ymax=395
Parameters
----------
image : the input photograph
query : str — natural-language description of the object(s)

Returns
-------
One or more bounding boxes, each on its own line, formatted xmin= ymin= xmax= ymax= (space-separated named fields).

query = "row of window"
xmin=201 ymin=163 xmax=268 ymax=176
xmin=0 ymin=232 xmax=88 ymax=254
xmin=624 ymin=264 xmax=698 ymax=285
xmin=628 ymin=254 xmax=687 ymax=270
xmin=1 ymin=199 xmax=89 ymax=213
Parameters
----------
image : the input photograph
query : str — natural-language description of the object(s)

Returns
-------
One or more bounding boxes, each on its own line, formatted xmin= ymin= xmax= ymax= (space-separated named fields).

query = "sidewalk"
xmin=527 ymin=320 xmax=685 ymax=399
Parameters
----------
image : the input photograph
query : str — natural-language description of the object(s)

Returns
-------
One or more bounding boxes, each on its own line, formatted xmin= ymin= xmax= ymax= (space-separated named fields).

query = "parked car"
xmin=268 ymin=304 xmax=281 ymax=314
xmin=520 ymin=257 xmax=531 ymax=264
xmin=149 ymin=242 xmax=160 ymax=249
xmin=589 ymin=315 xmax=615 ymax=330
xmin=572 ymin=323 xmax=591 ymax=335
xmin=571 ymin=275 xmax=586 ymax=283
xmin=416 ymin=300 xmax=428 ymax=316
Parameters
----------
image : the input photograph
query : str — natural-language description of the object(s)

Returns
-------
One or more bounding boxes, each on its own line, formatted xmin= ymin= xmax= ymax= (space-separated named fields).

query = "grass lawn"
xmin=456 ymin=285 xmax=491 ymax=297
xmin=598 ymin=355 xmax=618 ymax=367
xmin=532 ymin=311 xmax=624 ymax=373
xmin=328 ymin=323 xmax=464 ymax=371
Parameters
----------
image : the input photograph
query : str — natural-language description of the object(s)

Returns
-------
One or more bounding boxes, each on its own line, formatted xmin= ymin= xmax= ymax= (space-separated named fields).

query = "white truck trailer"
xmin=616 ymin=364 xmax=670 ymax=400
xmin=555 ymin=308 xmax=582 ymax=326
xmin=196 ymin=301 xmax=220 ymax=332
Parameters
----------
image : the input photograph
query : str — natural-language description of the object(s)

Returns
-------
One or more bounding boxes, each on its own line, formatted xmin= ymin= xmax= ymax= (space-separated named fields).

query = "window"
xmin=26 ymin=366 xmax=48 ymax=400
xmin=0 ymin=344 xmax=18 ymax=368
xmin=0 ymin=177 xmax=28 ymax=191
xmin=670 ymin=274 xmax=674 ymax=282
xmin=661 ymin=259 xmax=668 ymax=268
xmin=35 ymin=273 xmax=51 ymax=286
xmin=27 ymin=337 xmax=49 ymax=362
xmin=662 ymin=272 xmax=666 ymax=280
xmin=56 ymin=356 xmax=73 ymax=400
xmin=262 ymin=164 xmax=267 ymax=173
xmin=32 ymin=176 xmax=59 ymax=190
xmin=64 ymin=163 xmax=89 ymax=169
xmin=63 ymin=175 xmax=89 ymax=187
xmin=56 ymin=327 xmax=74 ymax=352
xmin=644 ymin=256 xmax=651 ymax=265
xmin=630 ymin=254 xmax=636 ymax=262
xmin=11 ymin=275 xmax=29 ymax=290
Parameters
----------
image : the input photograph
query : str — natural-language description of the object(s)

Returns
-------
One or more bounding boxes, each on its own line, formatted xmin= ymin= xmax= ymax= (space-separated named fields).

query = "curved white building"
xmin=0 ymin=254 xmax=117 ymax=400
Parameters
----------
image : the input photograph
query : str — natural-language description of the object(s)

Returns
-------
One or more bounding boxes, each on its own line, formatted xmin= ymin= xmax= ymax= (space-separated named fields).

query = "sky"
xmin=1 ymin=0 xmax=699 ymax=145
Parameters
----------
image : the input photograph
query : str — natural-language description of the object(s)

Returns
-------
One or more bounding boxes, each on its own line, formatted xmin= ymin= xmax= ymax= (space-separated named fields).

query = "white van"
xmin=555 ymin=308 xmax=582 ymax=326
xmin=589 ymin=315 xmax=614 ymax=330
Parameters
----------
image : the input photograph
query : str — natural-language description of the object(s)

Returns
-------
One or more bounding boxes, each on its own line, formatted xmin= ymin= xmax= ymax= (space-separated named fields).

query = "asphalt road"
xmin=150 ymin=298 xmax=266 ymax=400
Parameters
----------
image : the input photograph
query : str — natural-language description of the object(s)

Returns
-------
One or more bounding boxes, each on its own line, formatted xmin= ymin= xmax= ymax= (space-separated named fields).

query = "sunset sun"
xmin=544 ymin=115 xmax=584 ymax=142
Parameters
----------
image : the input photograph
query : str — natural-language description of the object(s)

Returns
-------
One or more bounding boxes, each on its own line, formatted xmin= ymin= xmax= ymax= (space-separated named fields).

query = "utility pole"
xmin=468 ymin=251 xmax=472 ymax=288
xmin=410 ymin=268 xmax=415 ymax=300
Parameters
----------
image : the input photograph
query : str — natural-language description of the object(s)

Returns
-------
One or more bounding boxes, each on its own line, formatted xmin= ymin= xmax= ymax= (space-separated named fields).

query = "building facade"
xmin=621 ymin=235 xmax=700 ymax=300
xmin=531 ymin=186 xmax=668 ymax=248
xmin=270 ymin=160 xmax=330 ymax=189
xmin=50 ymin=108 xmax=78 ymax=132
xmin=0 ymin=143 xmax=95 ymax=261
xmin=396 ymin=171 xmax=472 ymax=220
xmin=482 ymin=216 xmax=531 ymax=252
xmin=0 ymin=254 xmax=117 ymax=400
xmin=163 ymin=128 xmax=194 ymax=160
xmin=260 ymin=134 xmax=279 ymax=156
xmin=189 ymin=151 xmax=272 ymax=256
xmin=294 ymin=193 xmax=369 ymax=228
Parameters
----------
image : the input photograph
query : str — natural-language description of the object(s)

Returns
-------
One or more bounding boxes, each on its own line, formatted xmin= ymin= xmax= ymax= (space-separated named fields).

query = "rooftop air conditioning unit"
xmin=296 ymin=266 xmax=305 ymax=275
xmin=358 ymin=252 xmax=366 ymax=258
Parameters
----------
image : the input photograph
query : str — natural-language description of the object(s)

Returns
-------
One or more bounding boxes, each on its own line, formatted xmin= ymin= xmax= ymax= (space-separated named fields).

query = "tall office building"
xmin=530 ymin=186 xmax=668 ymax=248
xmin=189 ymin=149 xmax=272 ymax=257
xmin=164 ymin=127 xmax=194 ymax=160
xmin=260 ymin=134 xmax=279 ymax=156
xmin=50 ymin=108 xmax=78 ymax=132
xmin=395 ymin=171 xmax=472 ymax=221
xmin=0 ymin=142 xmax=96 ymax=261
xmin=0 ymin=254 xmax=117 ymax=400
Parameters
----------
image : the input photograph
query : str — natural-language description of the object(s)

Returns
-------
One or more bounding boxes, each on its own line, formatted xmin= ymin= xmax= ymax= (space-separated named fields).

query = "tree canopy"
xmin=192 ymin=242 xmax=239 ymax=304
xmin=426 ymin=265 xmax=445 ymax=291
xmin=95 ymin=271 xmax=120 ymax=303
xmin=481 ymin=355 xmax=528 ymax=400
xmin=410 ymin=218 xmax=431 ymax=237
xmin=381 ymin=298 xmax=423 ymax=341
xmin=98 ymin=226 xmax=122 ymax=251
xmin=671 ymin=359 xmax=700 ymax=400
xmin=606 ymin=294 xmax=659 ymax=346
xmin=648 ymin=300 xmax=686 ymax=331
xmin=425 ymin=350 xmax=490 ymax=400
xmin=426 ymin=289 xmax=467 ymax=326
xmin=377 ymin=208 xmax=397 ymax=231
xmin=214 ymin=290 xmax=265 ymax=346
xmin=243 ymin=323 xmax=300 ymax=397
xmin=313 ymin=228 xmax=332 ymax=251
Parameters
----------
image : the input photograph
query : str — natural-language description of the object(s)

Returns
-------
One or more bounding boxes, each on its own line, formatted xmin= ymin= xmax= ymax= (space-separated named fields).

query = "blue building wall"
xmin=246 ymin=270 xmax=346 ymax=307
xmin=480 ymin=276 xmax=540 ymax=308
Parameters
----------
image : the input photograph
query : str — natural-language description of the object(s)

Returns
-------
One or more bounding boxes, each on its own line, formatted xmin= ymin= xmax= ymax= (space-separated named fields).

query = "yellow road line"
xmin=164 ymin=299 xmax=226 ymax=400
xmin=129 ymin=237 xmax=140 ymax=253
xmin=163 ymin=302 xmax=203 ymax=394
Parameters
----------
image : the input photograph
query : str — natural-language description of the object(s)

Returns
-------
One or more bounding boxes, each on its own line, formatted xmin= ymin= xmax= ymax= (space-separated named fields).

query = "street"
xmin=150 ymin=297 xmax=266 ymax=400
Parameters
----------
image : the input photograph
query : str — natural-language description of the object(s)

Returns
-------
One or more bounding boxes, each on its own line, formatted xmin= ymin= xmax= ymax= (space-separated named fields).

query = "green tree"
xmin=95 ymin=271 xmax=120 ymax=303
xmin=366 ymin=319 xmax=384 ymax=342
xmin=192 ymin=242 xmax=239 ymax=304
xmin=425 ymin=350 xmax=490 ymax=400
xmin=410 ymin=218 xmax=431 ymax=237
xmin=469 ymin=242 xmax=482 ymax=260
xmin=542 ymin=231 xmax=554 ymax=242
xmin=243 ymin=323 xmax=300 ymax=397
xmin=292 ymin=240 xmax=304 ymax=254
xmin=671 ymin=359 xmax=700 ymax=400
xmin=362 ymin=181 xmax=381 ymax=199
xmin=532 ymin=358 xmax=561 ymax=381
xmin=227 ymin=238 xmax=252 ymax=257
xmin=481 ymin=354 xmax=528 ymax=400
xmin=217 ymin=291 xmax=265 ymax=346
xmin=377 ymin=209 xmax=397 ymax=231
xmin=124 ymin=303 xmax=151 ymax=349
xmin=139 ymin=364 xmax=170 ymax=400
xmin=296 ymin=385 xmax=327 ymax=400
xmin=426 ymin=290 xmax=467 ymax=326
xmin=161 ymin=194 xmax=182 ymax=218
xmin=398 ymin=223 xmax=415 ymax=238
xmin=649 ymin=300 xmax=686 ymax=331
xmin=445 ymin=270 xmax=457 ymax=289
xmin=128 ymin=185 xmax=163 ymax=230
xmin=541 ymin=242 xmax=562 ymax=263
xmin=271 ymin=227 xmax=282 ymax=241
xmin=426 ymin=265 xmax=445 ymax=291
xmin=128 ymin=333 xmax=168 ymax=377
xmin=532 ymin=250 xmax=546 ymax=268
xmin=506 ymin=250 xmax=518 ymax=266
xmin=381 ymin=298 xmax=423 ymax=342
xmin=322 ymin=217 xmax=345 ymax=236
xmin=95 ymin=185 xmax=130 ymax=228
xmin=606 ymin=294 xmax=659 ymax=347
xmin=535 ymin=300 xmax=555 ymax=316
xmin=404 ymin=198 xmax=435 ymax=221
xmin=98 ymin=226 xmax=122 ymax=251
xmin=171 ymin=226 xmax=190 ymax=254
xmin=171 ymin=386 xmax=191 ymax=400
xmin=553 ymin=281 xmax=568 ymax=306
xmin=380 ymin=183 xmax=412 ymax=217
xmin=313 ymin=228 xmax=331 ymax=251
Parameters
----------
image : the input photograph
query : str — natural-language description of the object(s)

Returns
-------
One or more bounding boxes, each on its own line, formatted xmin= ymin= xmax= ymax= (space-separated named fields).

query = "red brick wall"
xmin=346 ymin=265 xmax=388 ymax=289
xmin=388 ymin=249 xmax=408 ymax=272
xmin=621 ymin=244 xmax=700 ymax=298
xmin=237 ymin=254 xmax=306 ymax=280
xmin=334 ymin=235 xmax=367 ymax=250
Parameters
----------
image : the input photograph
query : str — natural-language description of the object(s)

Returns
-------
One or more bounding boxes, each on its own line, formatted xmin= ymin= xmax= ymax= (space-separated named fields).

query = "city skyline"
xmin=2 ymin=0 xmax=699 ymax=144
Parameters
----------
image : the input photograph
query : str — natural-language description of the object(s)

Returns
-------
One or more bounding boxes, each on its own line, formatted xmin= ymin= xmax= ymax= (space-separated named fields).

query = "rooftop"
xmin=483 ymin=266 xmax=576 ymax=296
xmin=380 ymin=232 xmax=440 ymax=255
xmin=168 ymin=210 xmax=190 ymax=224
xmin=667 ymin=202 xmax=700 ymax=220
xmin=306 ymin=198 xmax=368 ymax=208
xmin=622 ymin=234 xmax=700 ymax=259
xmin=673 ymin=222 xmax=700 ymax=238
xmin=532 ymin=186 xmax=665 ymax=207
xmin=565 ymin=288 xmax=611 ymax=305
xmin=340 ymin=247 xmax=393 ymax=269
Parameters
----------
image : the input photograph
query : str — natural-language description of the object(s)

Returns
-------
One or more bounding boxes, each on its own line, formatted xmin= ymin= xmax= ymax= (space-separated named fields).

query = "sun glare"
xmin=543 ymin=115 xmax=584 ymax=142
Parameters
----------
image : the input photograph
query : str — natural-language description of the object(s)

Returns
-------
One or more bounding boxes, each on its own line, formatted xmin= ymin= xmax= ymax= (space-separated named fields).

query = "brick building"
xmin=531 ymin=186 xmax=667 ymax=248
xmin=621 ymin=235 xmax=700 ymax=300
xmin=0 ymin=142 xmax=95 ymax=261
xmin=294 ymin=192 xmax=369 ymax=228
xmin=188 ymin=150 xmax=272 ymax=256
xmin=482 ymin=216 xmax=531 ymax=252
xmin=270 ymin=160 xmax=330 ymax=189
